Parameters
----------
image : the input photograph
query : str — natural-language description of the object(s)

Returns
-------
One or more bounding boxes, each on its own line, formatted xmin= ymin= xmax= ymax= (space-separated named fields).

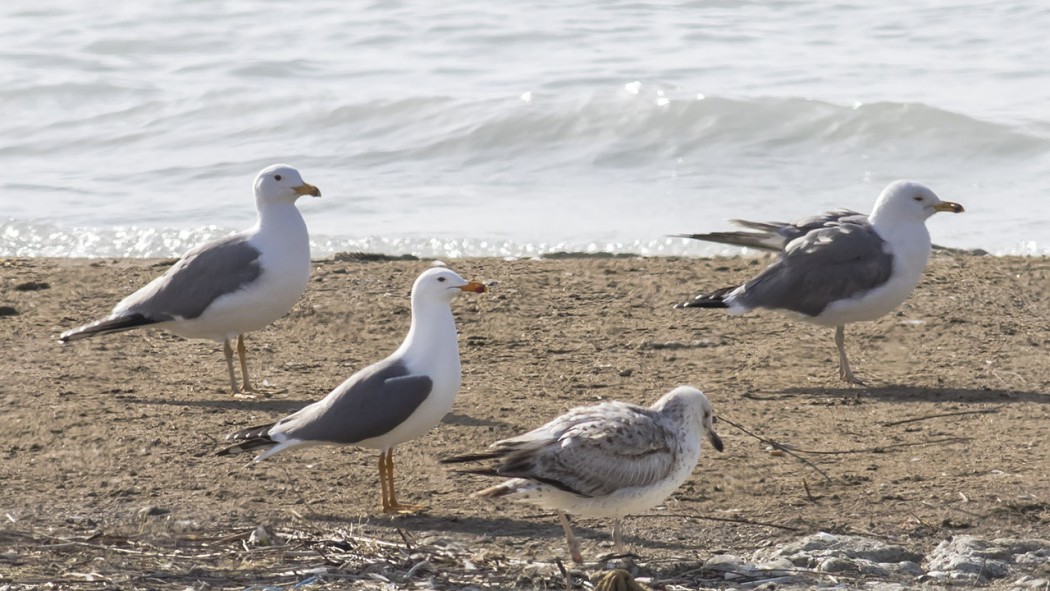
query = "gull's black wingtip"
xmin=675 ymin=285 xmax=737 ymax=309
xmin=681 ymin=299 xmax=729 ymax=309
xmin=58 ymin=313 xmax=158 ymax=342
xmin=675 ymin=295 xmax=730 ymax=309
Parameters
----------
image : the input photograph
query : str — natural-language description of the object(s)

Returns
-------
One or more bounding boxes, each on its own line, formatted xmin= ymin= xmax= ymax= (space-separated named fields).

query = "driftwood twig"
xmin=717 ymin=416 xmax=832 ymax=482
xmin=881 ymin=408 xmax=999 ymax=427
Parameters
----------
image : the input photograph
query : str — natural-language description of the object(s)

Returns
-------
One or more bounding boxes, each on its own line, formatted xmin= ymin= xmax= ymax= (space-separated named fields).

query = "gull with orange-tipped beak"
xmin=218 ymin=266 xmax=486 ymax=514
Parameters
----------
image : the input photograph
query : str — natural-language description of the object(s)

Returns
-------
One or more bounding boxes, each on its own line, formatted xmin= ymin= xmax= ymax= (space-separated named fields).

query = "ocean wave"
xmin=314 ymin=92 xmax=1050 ymax=173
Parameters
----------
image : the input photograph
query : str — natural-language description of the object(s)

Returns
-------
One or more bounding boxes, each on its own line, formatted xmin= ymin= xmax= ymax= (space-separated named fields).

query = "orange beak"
xmin=459 ymin=281 xmax=487 ymax=293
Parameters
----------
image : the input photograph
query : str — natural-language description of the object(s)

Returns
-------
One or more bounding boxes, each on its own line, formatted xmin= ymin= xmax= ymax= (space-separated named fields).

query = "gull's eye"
xmin=437 ymin=277 xmax=446 ymax=282
xmin=274 ymin=174 xmax=282 ymax=181
xmin=913 ymin=195 xmax=923 ymax=201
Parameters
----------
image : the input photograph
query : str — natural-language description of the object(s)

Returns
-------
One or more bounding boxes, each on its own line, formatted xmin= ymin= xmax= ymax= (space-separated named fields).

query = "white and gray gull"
xmin=57 ymin=163 xmax=317 ymax=394
xmin=217 ymin=267 xmax=486 ymax=514
xmin=59 ymin=164 xmax=320 ymax=394
xmin=675 ymin=180 xmax=963 ymax=384
xmin=442 ymin=385 xmax=723 ymax=563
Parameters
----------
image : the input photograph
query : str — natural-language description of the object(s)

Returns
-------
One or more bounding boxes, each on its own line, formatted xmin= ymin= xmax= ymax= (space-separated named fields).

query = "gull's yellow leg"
xmin=237 ymin=334 xmax=255 ymax=392
xmin=382 ymin=448 xmax=426 ymax=514
xmin=223 ymin=339 xmax=239 ymax=394
xmin=835 ymin=325 xmax=866 ymax=385
xmin=379 ymin=451 xmax=391 ymax=512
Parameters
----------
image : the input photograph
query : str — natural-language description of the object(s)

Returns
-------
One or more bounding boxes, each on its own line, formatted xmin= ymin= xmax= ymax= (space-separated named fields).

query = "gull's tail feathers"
xmin=59 ymin=313 xmax=159 ymax=343
xmin=438 ymin=451 xmax=504 ymax=465
xmin=439 ymin=450 xmax=526 ymax=497
xmin=474 ymin=479 xmax=529 ymax=499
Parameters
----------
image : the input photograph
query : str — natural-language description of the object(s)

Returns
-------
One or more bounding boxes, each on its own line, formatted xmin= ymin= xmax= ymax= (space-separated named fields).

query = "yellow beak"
xmin=294 ymin=183 xmax=322 ymax=198
xmin=933 ymin=201 xmax=964 ymax=213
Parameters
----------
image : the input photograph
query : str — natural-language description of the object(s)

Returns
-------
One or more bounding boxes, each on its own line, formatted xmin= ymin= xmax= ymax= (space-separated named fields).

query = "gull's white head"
xmin=411 ymin=267 xmax=487 ymax=305
xmin=253 ymin=164 xmax=321 ymax=205
xmin=656 ymin=386 xmax=724 ymax=452
xmin=870 ymin=180 xmax=964 ymax=225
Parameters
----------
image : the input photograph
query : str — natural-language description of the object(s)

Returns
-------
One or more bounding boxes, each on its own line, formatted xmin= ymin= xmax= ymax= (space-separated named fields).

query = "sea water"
xmin=2 ymin=0 xmax=1048 ymax=258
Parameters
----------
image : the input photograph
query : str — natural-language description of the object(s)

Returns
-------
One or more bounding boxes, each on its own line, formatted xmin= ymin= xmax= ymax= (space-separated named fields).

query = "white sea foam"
xmin=2 ymin=219 xmax=1043 ymax=259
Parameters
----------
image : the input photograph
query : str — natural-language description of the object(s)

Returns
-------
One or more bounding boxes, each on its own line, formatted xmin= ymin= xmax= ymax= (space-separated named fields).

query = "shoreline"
xmin=4 ymin=216 xmax=1043 ymax=260
xmin=0 ymin=239 xmax=1021 ymax=266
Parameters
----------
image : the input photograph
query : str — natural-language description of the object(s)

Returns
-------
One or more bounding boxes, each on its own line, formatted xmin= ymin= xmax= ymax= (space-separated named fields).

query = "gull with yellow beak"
xmin=60 ymin=164 xmax=321 ymax=394
xmin=218 ymin=266 xmax=487 ymax=514
xmin=675 ymin=180 xmax=964 ymax=384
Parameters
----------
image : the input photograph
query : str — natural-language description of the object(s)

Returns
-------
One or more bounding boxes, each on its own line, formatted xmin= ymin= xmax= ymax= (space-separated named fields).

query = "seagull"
xmin=217 ymin=266 xmax=486 ymax=514
xmin=674 ymin=180 xmax=963 ymax=384
xmin=59 ymin=164 xmax=320 ymax=394
xmin=442 ymin=386 xmax=723 ymax=563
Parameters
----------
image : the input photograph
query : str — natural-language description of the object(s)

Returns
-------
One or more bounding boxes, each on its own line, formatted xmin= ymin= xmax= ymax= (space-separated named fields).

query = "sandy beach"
xmin=1 ymin=253 xmax=1048 ymax=588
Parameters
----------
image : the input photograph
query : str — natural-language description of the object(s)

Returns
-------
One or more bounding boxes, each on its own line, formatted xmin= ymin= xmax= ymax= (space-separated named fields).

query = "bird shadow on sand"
xmin=125 ymin=398 xmax=510 ymax=428
xmin=123 ymin=397 xmax=315 ymax=413
xmin=441 ymin=412 xmax=511 ymax=428
xmin=767 ymin=385 xmax=1048 ymax=404
xmin=303 ymin=511 xmax=704 ymax=553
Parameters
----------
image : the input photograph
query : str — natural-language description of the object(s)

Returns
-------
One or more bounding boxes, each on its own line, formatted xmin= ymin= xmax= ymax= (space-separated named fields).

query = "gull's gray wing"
xmin=269 ymin=358 xmax=433 ymax=445
xmin=117 ymin=234 xmax=263 ymax=321
xmin=733 ymin=219 xmax=893 ymax=317
xmin=491 ymin=402 xmax=679 ymax=498
xmin=677 ymin=209 xmax=867 ymax=252
xmin=758 ymin=209 xmax=867 ymax=244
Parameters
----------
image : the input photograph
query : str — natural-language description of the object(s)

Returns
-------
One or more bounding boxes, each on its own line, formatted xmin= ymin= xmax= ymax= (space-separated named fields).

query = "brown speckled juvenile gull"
xmin=442 ymin=385 xmax=723 ymax=563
